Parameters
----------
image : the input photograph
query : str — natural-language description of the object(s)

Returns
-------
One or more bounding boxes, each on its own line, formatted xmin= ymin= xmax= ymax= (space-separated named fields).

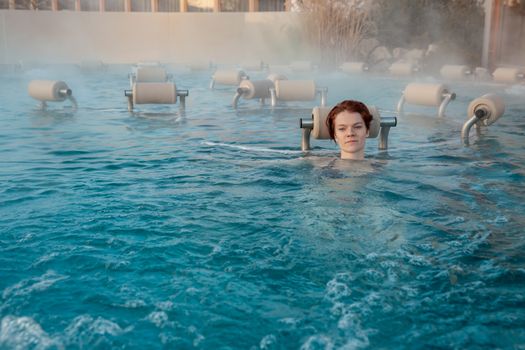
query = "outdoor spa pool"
xmin=0 ymin=66 xmax=524 ymax=349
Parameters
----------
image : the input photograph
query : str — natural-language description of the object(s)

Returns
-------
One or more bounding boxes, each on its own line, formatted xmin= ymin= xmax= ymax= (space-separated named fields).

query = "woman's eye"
xmin=355 ymin=125 xmax=362 ymax=129
xmin=337 ymin=128 xmax=345 ymax=132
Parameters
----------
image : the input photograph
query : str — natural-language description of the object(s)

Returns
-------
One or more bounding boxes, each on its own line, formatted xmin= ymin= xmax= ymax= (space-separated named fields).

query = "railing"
xmin=0 ymin=0 xmax=289 ymax=11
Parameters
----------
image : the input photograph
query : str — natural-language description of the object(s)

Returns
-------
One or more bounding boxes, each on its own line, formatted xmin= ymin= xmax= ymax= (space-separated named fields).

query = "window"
xmin=80 ymin=0 xmax=99 ymax=11
xmin=14 ymin=0 xmax=52 ymax=10
xmin=58 ymin=0 xmax=76 ymax=10
xmin=187 ymin=0 xmax=212 ymax=12
xmin=14 ymin=0 xmax=30 ymax=9
xmin=106 ymin=0 xmax=125 ymax=11
xmin=158 ymin=0 xmax=179 ymax=12
xmin=131 ymin=0 xmax=151 ymax=11
xmin=220 ymin=0 xmax=247 ymax=12
xmin=259 ymin=0 xmax=284 ymax=11
xmin=37 ymin=0 xmax=52 ymax=9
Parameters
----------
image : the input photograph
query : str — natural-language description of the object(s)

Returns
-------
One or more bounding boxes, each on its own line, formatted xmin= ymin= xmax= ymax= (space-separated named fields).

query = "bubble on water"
xmin=2 ymin=270 xmax=68 ymax=299
xmin=211 ymin=244 xmax=222 ymax=254
xmin=259 ymin=334 xmax=277 ymax=349
xmin=187 ymin=325 xmax=205 ymax=347
xmin=123 ymin=299 xmax=146 ymax=308
xmin=486 ymin=215 xmax=508 ymax=224
xmin=448 ymin=240 xmax=463 ymax=248
xmin=330 ymin=301 xmax=346 ymax=316
xmin=185 ymin=287 xmax=199 ymax=295
xmin=147 ymin=311 xmax=169 ymax=328
xmin=159 ymin=332 xmax=180 ymax=345
xmin=64 ymin=315 xmax=132 ymax=347
xmin=402 ymin=252 xmax=432 ymax=267
xmin=278 ymin=317 xmax=299 ymax=327
xmin=340 ymin=335 xmax=371 ymax=350
xmin=32 ymin=252 xmax=60 ymax=267
xmin=363 ymin=269 xmax=385 ymax=282
xmin=387 ymin=269 xmax=399 ymax=283
xmin=379 ymin=260 xmax=399 ymax=269
xmin=325 ymin=280 xmax=351 ymax=302
xmin=155 ymin=301 xmax=174 ymax=311
xmin=337 ymin=311 xmax=358 ymax=330
xmin=363 ymin=291 xmax=382 ymax=305
xmin=335 ymin=308 xmax=371 ymax=349
xmin=17 ymin=232 xmax=36 ymax=243
xmin=365 ymin=252 xmax=379 ymax=261
xmin=0 ymin=315 xmax=62 ymax=350
xmin=193 ymin=333 xmax=205 ymax=347
xmin=300 ymin=335 xmax=334 ymax=350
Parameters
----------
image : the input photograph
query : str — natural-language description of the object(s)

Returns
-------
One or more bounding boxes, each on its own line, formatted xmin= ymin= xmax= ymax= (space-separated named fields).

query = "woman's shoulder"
xmin=329 ymin=158 xmax=377 ymax=175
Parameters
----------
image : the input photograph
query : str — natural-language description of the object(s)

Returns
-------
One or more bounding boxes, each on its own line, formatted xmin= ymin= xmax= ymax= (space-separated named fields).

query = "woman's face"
xmin=333 ymin=110 xmax=369 ymax=160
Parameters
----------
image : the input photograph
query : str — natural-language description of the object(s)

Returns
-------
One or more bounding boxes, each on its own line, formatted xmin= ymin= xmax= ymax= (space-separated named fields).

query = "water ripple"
xmin=0 ymin=71 xmax=524 ymax=349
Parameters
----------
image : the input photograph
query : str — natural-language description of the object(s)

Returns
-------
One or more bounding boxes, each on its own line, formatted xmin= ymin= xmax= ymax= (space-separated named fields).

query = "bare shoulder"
xmin=329 ymin=158 xmax=377 ymax=175
xmin=300 ymin=155 xmax=335 ymax=168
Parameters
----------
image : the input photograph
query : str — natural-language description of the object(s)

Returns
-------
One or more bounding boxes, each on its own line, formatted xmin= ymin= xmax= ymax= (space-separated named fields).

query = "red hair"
xmin=326 ymin=100 xmax=372 ymax=141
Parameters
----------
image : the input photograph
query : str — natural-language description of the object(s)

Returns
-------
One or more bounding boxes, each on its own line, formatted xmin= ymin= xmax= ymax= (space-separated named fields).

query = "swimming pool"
xmin=1 ymin=66 xmax=524 ymax=349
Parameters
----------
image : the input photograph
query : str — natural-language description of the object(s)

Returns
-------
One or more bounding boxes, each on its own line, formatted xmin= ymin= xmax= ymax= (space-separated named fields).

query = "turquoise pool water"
xmin=1 ymin=67 xmax=524 ymax=349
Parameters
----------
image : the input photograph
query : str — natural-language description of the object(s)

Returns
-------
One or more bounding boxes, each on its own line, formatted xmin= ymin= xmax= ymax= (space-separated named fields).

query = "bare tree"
xmin=298 ymin=0 xmax=377 ymax=68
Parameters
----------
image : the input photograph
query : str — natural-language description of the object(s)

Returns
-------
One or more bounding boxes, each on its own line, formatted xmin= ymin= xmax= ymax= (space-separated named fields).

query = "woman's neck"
xmin=340 ymin=150 xmax=365 ymax=160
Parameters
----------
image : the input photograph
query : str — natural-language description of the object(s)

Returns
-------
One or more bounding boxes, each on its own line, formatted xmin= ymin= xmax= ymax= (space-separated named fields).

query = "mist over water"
xmin=1 ymin=2 xmax=525 ymax=349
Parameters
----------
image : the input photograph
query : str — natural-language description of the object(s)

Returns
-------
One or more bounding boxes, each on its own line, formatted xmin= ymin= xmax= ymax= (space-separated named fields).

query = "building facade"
xmin=0 ymin=0 xmax=291 ymax=12
xmin=485 ymin=0 xmax=525 ymax=68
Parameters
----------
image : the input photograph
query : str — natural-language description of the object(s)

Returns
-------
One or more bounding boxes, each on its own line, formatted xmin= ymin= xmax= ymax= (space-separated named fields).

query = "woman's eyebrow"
xmin=336 ymin=121 xmax=363 ymax=127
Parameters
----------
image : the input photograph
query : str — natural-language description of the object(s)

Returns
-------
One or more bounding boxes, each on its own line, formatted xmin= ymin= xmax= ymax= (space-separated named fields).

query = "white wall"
xmin=0 ymin=10 xmax=315 ymax=65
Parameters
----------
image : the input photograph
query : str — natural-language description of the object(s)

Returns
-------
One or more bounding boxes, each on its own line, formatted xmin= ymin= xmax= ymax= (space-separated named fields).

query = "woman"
xmin=325 ymin=100 xmax=373 ymax=160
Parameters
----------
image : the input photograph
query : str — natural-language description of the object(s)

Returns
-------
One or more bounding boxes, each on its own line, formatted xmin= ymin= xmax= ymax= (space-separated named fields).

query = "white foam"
xmin=193 ymin=333 xmax=205 ymax=347
xmin=146 ymin=311 xmax=169 ymax=328
xmin=123 ymin=299 xmax=146 ymax=308
xmin=202 ymin=139 xmax=460 ymax=159
xmin=486 ymin=215 xmax=508 ymax=224
xmin=2 ymin=271 xmax=68 ymax=300
xmin=187 ymin=325 xmax=205 ymax=347
xmin=372 ymin=139 xmax=459 ymax=154
xmin=64 ymin=315 xmax=132 ymax=345
xmin=155 ymin=301 xmax=174 ymax=311
xmin=300 ymin=335 xmax=335 ymax=350
xmin=201 ymin=141 xmax=305 ymax=155
xmin=260 ymin=334 xmax=277 ymax=349
xmin=0 ymin=315 xmax=61 ymax=349
xmin=278 ymin=317 xmax=298 ymax=326
xmin=31 ymin=252 xmax=60 ymax=267
xmin=325 ymin=280 xmax=352 ymax=302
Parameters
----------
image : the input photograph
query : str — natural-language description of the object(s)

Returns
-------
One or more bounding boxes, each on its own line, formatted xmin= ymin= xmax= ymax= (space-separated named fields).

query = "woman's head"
xmin=325 ymin=100 xmax=373 ymax=160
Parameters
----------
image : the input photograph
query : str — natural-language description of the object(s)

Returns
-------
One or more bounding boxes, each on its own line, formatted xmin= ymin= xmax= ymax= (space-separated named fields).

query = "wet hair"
xmin=326 ymin=100 xmax=373 ymax=141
